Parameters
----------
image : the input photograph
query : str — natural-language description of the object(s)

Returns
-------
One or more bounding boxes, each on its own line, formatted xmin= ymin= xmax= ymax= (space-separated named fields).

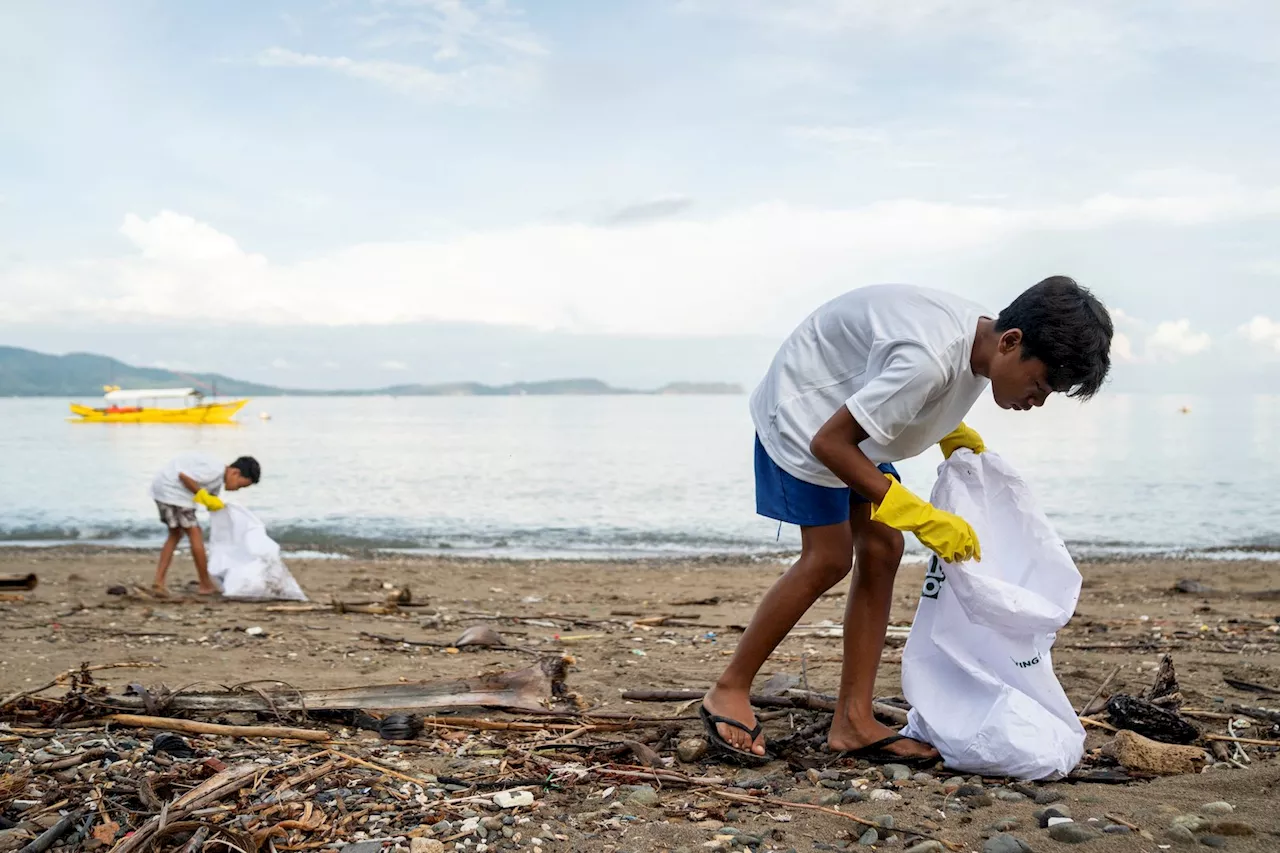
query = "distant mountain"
xmin=0 ymin=346 xmax=743 ymax=397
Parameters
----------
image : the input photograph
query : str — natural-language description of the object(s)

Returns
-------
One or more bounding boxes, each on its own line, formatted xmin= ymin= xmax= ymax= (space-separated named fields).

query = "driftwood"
xmin=0 ymin=573 xmax=37 ymax=591
xmin=1105 ymin=694 xmax=1199 ymax=744
xmin=108 ymin=763 xmax=260 ymax=853
xmin=18 ymin=809 xmax=82 ymax=853
xmin=1145 ymin=654 xmax=1182 ymax=709
xmin=618 ymin=688 xmax=909 ymax=726
xmin=99 ymin=656 xmax=573 ymax=715
xmin=0 ymin=662 xmax=159 ymax=712
xmin=104 ymin=714 xmax=330 ymax=742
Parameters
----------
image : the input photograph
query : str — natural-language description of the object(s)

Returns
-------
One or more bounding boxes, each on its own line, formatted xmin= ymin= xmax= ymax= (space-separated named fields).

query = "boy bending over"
xmin=701 ymin=277 xmax=1112 ymax=765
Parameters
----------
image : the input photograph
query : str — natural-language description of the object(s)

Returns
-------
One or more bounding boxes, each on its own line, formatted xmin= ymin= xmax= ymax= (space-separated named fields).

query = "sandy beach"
xmin=2 ymin=547 xmax=1278 ymax=852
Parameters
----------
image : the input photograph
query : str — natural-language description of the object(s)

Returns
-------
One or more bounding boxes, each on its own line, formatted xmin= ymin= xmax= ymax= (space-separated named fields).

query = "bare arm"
xmin=178 ymin=473 xmax=203 ymax=495
xmin=809 ymin=406 xmax=893 ymax=504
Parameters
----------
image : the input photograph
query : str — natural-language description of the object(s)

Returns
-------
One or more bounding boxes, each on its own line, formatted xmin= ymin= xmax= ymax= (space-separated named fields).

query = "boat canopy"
xmin=104 ymin=387 xmax=201 ymax=402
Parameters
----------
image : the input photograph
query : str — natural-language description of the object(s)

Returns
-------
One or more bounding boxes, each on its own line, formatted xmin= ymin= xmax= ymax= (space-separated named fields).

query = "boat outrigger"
xmin=69 ymin=386 xmax=249 ymax=424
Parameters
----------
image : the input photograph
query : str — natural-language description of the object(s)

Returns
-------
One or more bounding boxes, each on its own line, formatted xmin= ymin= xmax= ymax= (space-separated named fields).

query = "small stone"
xmin=1200 ymin=802 xmax=1234 ymax=816
xmin=1034 ymin=806 xmax=1071 ymax=828
xmin=1199 ymin=837 xmax=1228 ymax=849
xmin=481 ymin=818 xmax=503 ymax=832
xmin=1210 ymin=821 xmax=1253 ymax=837
xmin=678 ymin=738 xmax=709 ymax=763
xmin=869 ymin=789 xmax=902 ymax=802
xmin=1167 ymin=826 xmax=1198 ymax=846
xmin=858 ymin=829 xmax=878 ymax=846
xmin=942 ymin=776 xmax=966 ymax=791
xmin=995 ymin=790 xmax=1027 ymax=802
xmin=411 ymin=841 xmax=445 ymax=853
xmin=245 ymin=626 xmax=266 ymax=636
xmin=432 ymin=821 xmax=453 ymax=836
xmin=1173 ymin=815 xmax=1211 ymax=833
xmin=873 ymin=815 xmax=895 ymax=830
xmin=904 ymin=842 xmax=944 ymax=853
xmin=1033 ymin=789 xmax=1063 ymax=805
xmin=841 ymin=789 xmax=866 ymax=804
xmin=912 ymin=772 xmax=935 ymax=784
xmin=982 ymin=835 xmax=1033 ymax=853
xmin=882 ymin=764 xmax=912 ymax=782
xmin=622 ymin=785 xmax=659 ymax=808
xmin=967 ymin=795 xmax=994 ymax=808
xmin=1047 ymin=823 xmax=1101 ymax=844
xmin=956 ymin=784 xmax=985 ymax=798
xmin=340 ymin=843 xmax=385 ymax=853
xmin=1103 ymin=824 xmax=1132 ymax=835
xmin=989 ymin=819 xmax=1019 ymax=833
xmin=1047 ymin=816 xmax=1074 ymax=827
xmin=806 ymin=768 xmax=823 ymax=784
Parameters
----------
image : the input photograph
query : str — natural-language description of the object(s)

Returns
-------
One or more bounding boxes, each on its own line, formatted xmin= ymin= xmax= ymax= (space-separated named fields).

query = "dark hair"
xmin=995 ymin=276 xmax=1113 ymax=400
xmin=230 ymin=456 xmax=261 ymax=484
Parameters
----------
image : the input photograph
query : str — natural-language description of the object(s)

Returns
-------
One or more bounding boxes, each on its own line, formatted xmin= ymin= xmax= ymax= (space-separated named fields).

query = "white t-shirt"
xmin=750 ymin=284 xmax=991 ymax=488
xmin=150 ymin=452 xmax=224 ymax=507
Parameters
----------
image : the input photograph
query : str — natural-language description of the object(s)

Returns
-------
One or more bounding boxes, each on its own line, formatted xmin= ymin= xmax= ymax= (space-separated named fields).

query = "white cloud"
xmin=1111 ymin=332 xmax=1135 ymax=363
xmin=1145 ymin=319 xmax=1211 ymax=361
xmin=4 ymin=182 xmax=1280 ymax=337
xmin=1239 ymin=316 xmax=1280 ymax=353
xmin=257 ymin=1 xmax=544 ymax=104
xmin=380 ymin=360 xmax=409 ymax=371
xmin=271 ymin=358 xmax=291 ymax=369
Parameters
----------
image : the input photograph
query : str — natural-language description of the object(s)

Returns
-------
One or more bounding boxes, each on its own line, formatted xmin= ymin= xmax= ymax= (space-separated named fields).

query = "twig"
xmin=0 ymin=662 xmax=160 ymax=710
xmin=18 ymin=810 xmax=83 ymax=853
xmin=1079 ymin=717 xmax=1119 ymax=732
xmin=1078 ymin=665 xmax=1122 ymax=715
xmin=1205 ymin=734 xmax=1280 ymax=747
xmin=417 ymin=716 xmax=635 ymax=732
xmin=1103 ymin=813 xmax=1140 ymax=831
xmin=181 ymin=826 xmax=211 ymax=853
xmin=322 ymin=749 xmax=437 ymax=787
xmin=32 ymin=747 xmax=111 ymax=771
xmin=103 ymin=714 xmax=330 ymax=742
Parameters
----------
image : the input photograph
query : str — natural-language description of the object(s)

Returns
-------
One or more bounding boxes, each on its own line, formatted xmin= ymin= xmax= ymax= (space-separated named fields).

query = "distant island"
xmin=0 ymin=346 xmax=744 ymax=397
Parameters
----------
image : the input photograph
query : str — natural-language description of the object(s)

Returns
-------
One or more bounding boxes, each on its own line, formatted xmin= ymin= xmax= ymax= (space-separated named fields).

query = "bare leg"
xmin=702 ymin=522 xmax=853 ymax=754
xmin=185 ymin=526 xmax=217 ymax=595
xmin=153 ymin=528 xmax=183 ymax=594
xmin=827 ymin=503 xmax=937 ymax=759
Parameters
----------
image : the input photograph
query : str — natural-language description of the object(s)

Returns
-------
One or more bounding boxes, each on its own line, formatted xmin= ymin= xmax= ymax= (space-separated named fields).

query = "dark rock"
xmin=1175 ymin=579 xmax=1213 ymax=594
xmin=1103 ymin=825 xmax=1132 ymax=835
xmin=1034 ymin=807 xmax=1071 ymax=828
xmin=1167 ymin=826 xmax=1198 ymax=846
xmin=841 ymin=789 xmax=866 ymax=804
xmin=1047 ymin=823 xmax=1101 ymax=844
xmin=956 ymin=784 xmax=985 ymax=798
xmin=858 ymin=829 xmax=878 ymax=846
xmin=151 ymin=733 xmax=194 ymax=759
xmin=1199 ymin=837 xmax=1228 ymax=849
xmin=1031 ymin=789 xmax=1063 ymax=805
xmin=340 ymin=843 xmax=386 ymax=853
xmin=1106 ymin=694 xmax=1200 ymax=744
xmin=982 ymin=835 xmax=1033 ymax=853
xmin=379 ymin=714 xmax=423 ymax=741
xmin=873 ymin=815 xmax=895 ymax=830
xmin=989 ymin=819 xmax=1020 ymax=833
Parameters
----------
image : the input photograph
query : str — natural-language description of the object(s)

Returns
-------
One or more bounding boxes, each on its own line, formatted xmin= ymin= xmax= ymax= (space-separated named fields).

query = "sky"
xmin=2 ymin=0 xmax=1279 ymax=391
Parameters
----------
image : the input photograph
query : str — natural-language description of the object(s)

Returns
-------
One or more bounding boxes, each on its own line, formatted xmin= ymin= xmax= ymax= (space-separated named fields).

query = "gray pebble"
xmin=904 ymin=842 xmax=944 ymax=853
xmin=841 ymin=789 xmax=866 ymax=804
xmin=956 ymin=784 xmax=985 ymax=798
xmin=1034 ymin=807 xmax=1071 ymax=828
xmin=677 ymin=738 xmax=708 ymax=763
xmin=858 ymin=829 xmax=878 ymax=846
xmin=1200 ymin=802 xmax=1234 ymax=816
xmin=1047 ymin=823 xmax=1101 ymax=844
xmin=995 ymin=790 xmax=1027 ymax=802
xmin=1032 ymin=789 xmax=1063 ymax=805
xmin=340 ymin=843 xmax=385 ymax=853
xmin=622 ymin=785 xmax=659 ymax=808
xmin=873 ymin=815 xmax=895 ymax=830
xmin=912 ymin=772 xmax=935 ymax=784
xmin=1103 ymin=824 xmax=1132 ymax=835
xmin=989 ymin=819 xmax=1019 ymax=833
xmin=982 ymin=835 xmax=1033 ymax=853
xmin=1199 ymin=837 xmax=1228 ymax=849
xmin=882 ymin=764 xmax=913 ymax=782
xmin=1167 ymin=826 xmax=1198 ymax=846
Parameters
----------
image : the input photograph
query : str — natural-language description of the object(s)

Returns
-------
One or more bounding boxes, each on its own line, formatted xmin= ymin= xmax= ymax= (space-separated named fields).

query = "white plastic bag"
xmin=208 ymin=503 xmax=308 ymax=601
xmin=900 ymin=449 xmax=1084 ymax=780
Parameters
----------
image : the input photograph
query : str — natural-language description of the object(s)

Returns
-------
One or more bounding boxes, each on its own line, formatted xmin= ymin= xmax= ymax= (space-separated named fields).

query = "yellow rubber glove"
xmin=193 ymin=488 xmax=225 ymax=512
xmin=870 ymin=476 xmax=981 ymax=562
xmin=939 ymin=422 xmax=985 ymax=460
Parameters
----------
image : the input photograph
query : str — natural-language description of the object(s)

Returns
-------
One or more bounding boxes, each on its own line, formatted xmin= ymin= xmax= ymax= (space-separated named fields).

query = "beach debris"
xmin=378 ymin=713 xmax=423 ymax=741
xmin=1173 ymin=578 xmax=1213 ymax=595
xmin=99 ymin=656 xmax=576 ymax=715
xmin=0 ymin=574 xmax=37 ymax=591
xmin=151 ymin=732 xmax=194 ymax=758
xmin=453 ymin=624 xmax=507 ymax=649
xmin=1145 ymin=653 xmax=1183 ymax=709
xmin=1106 ymin=694 xmax=1199 ymax=744
xmin=1103 ymin=729 xmax=1208 ymax=775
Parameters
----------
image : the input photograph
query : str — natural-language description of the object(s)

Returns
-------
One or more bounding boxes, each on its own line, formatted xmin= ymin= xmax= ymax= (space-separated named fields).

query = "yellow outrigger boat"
xmin=70 ymin=386 xmax=249 ymax=424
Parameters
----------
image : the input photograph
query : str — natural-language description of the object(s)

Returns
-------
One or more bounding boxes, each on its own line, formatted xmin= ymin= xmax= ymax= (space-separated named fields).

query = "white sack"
xmin=900 ymin=449 xmax=1084 ymax=780
xmin=208 ymin=503 xmax=308 ymax=601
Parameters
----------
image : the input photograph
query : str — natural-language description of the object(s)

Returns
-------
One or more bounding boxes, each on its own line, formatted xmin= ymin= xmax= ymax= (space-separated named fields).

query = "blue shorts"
xmin=755 ymin=436 xmax=900 ymax=528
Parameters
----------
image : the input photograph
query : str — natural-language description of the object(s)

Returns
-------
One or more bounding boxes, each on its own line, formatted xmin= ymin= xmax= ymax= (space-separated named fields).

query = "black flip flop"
xmin=698 ymin=704 xmax=773 ymax=766
xmin=831 ymin=734 xmax=940 ymax=768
